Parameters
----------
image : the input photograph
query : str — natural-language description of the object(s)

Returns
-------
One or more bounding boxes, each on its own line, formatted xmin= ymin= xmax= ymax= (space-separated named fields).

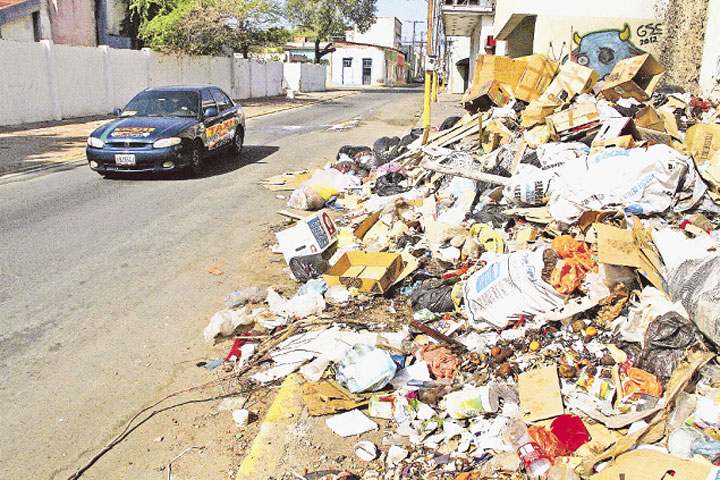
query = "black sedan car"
xmin=86 ymin=85 xmax=245 ymax=177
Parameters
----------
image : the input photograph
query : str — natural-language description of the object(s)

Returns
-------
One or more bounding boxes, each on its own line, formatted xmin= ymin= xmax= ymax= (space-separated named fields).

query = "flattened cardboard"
xmin=600 ymin=53 xmax=665 ymax=102
xmin=635 ymin=106 xmax=667 ymax=132
xmin=595 ymin=221 xmax=666 ymax=292
xmin=539 ymin=61 xmax=599 ymax=106
xmin=546 ymin=102 xmax=600 ymax=134
xmin=481 ymin=119 xmax=512 ymax=153
xmin=514 ymin=54 xmax=559 ymax=103
xmin=685 ymin=123 xmax=720 ymax=194
xmin=276 ymin=209 xmax=339 ymax=263
xmin=324 ymin=251 xmax=406 ymax=294
xmin=462 ymin=80 xmax=512 ymax=114
xmin=590 ymin=449 xmax=715 ymax=480
xmin=518 ymin=365 xmax=564 ymax=422
xmin=590 ymin=117 xmax=641 ymax=154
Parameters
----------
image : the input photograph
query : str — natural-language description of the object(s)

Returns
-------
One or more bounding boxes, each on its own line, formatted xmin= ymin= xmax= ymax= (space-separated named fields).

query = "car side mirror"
xmin=204 ymin=107 xmax=218 ymax=118
xmin=113 ymin=108 xmax=122 ymax=117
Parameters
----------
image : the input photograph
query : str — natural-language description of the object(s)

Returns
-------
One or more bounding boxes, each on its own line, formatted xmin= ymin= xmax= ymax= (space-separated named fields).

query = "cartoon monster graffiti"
xmin=571 ymin=23 xmax=645 ymax=79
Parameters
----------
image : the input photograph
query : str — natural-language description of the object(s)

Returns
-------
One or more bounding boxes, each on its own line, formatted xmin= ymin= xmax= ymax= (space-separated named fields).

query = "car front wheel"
xmin=189 ymin=142 xmax=204 ymax=177
xmin=233 ymin=127 xmax=244 ymax=165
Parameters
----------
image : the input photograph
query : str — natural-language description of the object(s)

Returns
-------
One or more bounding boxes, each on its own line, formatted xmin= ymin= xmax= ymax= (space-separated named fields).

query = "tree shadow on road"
xmin=100 ymin=145 xmax=280 ymax=181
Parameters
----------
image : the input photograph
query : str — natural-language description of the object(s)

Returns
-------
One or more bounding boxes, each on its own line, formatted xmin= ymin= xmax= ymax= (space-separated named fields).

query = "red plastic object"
xmin=550 ymin=414 xmax=590 ymax=452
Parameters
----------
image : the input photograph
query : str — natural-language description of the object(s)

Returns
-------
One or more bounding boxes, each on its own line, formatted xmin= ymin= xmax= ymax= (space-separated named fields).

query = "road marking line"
xmin=235 ymin=373 xmax=304 ymax=479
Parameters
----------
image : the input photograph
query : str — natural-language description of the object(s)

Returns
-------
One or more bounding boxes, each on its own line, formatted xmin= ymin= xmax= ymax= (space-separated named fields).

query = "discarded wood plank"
xmin=410 ymin=319 xmax=467 ymax=351
xmin=421 ymin=159 xmax=510 ymax=185
xmin=511 ymin=140 xmax=527 ymax=175
xmin=276 ymin=209 xmax=306 ymax=220
xmin=426 ymin=113 xmax=480 ymax=145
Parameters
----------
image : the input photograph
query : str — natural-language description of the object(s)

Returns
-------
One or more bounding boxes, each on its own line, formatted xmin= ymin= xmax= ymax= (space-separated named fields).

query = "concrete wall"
xmin=700 ymin=0 xmax=720 ymax=97
xmin=0 ymin=39 xmax=325 ymax=126
xmin=284 ymin=63 xmax=328 ymax=92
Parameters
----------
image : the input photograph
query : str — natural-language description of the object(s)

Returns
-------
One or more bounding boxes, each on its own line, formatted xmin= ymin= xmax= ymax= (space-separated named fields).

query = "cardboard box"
xmin=481 ymin=119 xmax=512 ymax=153
xmin=590 ymin=117 xmax=641 ymax=154
xmin=539 ymin=61 xmax=599 ymax=106
xmin=514 ymin=54 xmax=559 ymax=103
xmin=546 ymin=102 xmax=600 ymax=135
xmin=324 ymin=251 xmax=406 ymax=294
xmin=634 ymin=106 xmax=666 ymax=132
xmin=462 ymin=80 xmax=512 ymax=114
xmin=276 ymin=210 xmax=338 ymax=263
xmin=473 ymin=55 xmax=528 ymax=91
xmin=599 ymin=53 xmax=665 ymax=102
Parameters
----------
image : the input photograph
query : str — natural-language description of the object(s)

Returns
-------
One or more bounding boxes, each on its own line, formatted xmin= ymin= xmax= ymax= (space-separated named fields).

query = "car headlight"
xmin=153 ymin=137 xmax=182 ymax=149
xmin=87 ymin=136 xmax=104 ymax=148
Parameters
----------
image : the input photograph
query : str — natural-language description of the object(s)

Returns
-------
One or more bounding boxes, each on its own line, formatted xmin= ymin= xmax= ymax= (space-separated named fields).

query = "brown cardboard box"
xmin=590 ymin=117 xmax=641 ymax=154
xmin=599 ymin=53 xmax=665 ymax=102
xmin=462 ymin=80 xmax=512 ymax=114
xmin=521 ymin=99 xmax=559 ymax=128
xmin=324 ymin=251 xmax=406 ymax=294
xmin=546 ymin=102 xmax=600 ymax=135
xmin=514 ymin=54 xmax=559 ymax=103
xmin=539 ymin=61 xmax=599 ymax=105
xmin=481 ymin=119 xmax=512 ymax=153
xmin=473 ymin=55 xmax=528 ymax=92
xmin=635 ymin=106 xmax=666 ymax=132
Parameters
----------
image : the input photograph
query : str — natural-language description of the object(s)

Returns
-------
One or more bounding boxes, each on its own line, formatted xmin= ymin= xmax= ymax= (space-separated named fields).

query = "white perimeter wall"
xmin=0 ymin=39 xmax=327 ymax=127
xmin=283 ymin=63 xmax=327 ymax=92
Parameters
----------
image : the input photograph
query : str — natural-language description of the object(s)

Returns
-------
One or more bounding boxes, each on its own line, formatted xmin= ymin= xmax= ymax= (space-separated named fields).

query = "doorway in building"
xmin=456 ymin=58 xmax=470 ymax=93
xmin=362 ymin=58 xmax=372 ymax=85
xmin=342 ymin=58 xmax=353 ymax=85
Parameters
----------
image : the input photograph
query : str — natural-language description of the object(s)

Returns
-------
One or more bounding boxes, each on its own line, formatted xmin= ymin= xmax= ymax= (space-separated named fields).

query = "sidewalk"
xmin=427 ymin=91 xmax=466 ymax=128
xmin=0 ymin=89 xmax=359 ymax=178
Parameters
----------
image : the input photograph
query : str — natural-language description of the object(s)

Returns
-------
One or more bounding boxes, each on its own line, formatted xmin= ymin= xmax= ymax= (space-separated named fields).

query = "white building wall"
xmin=449 ymin=36 xmax=470 ymax=94
xmin=700 ymin=0 xmax=720 ymax=98
xmin=331 ymin=47 xmax=387 ymax=86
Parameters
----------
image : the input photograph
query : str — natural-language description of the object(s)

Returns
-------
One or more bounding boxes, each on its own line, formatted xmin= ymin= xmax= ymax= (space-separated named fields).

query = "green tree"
xmin=285 ymin=0 xmax=377 ymax=64
xmin=129 ymin=0 xmax=284 ymax=57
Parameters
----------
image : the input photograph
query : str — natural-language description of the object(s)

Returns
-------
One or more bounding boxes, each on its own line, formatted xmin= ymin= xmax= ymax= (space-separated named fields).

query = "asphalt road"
xmin=0 ymin=87 xmax=423 ymax=479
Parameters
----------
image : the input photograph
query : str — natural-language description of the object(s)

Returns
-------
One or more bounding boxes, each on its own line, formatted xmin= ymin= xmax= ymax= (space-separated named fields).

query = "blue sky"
xmin=376 ymin=0 xmax=428 ymax=42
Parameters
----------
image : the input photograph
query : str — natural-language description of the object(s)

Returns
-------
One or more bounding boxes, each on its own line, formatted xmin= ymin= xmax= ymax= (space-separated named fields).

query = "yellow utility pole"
xmin=422 ymin=0 xmax=434 ymax=144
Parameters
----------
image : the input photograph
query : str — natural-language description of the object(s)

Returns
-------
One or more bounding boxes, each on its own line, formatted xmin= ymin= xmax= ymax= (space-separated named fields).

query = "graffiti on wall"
xmin=570 ymin=23 xmax=663 ymax=79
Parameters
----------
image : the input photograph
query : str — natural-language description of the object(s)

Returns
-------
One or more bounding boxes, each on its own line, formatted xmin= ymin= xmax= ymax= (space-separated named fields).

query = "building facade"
xmin=330 ymin=41 xmax=406 ymax=87
xmin=0 ymin=0 xmax=131 ymax=48
xmin=346 ymin=17 xmax=402 ymax=50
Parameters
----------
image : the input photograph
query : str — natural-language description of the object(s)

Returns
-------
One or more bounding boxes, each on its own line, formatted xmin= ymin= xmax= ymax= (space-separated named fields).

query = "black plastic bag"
xmin=410 ymin=279 xmax=454 ymax=313
xmin=289 ymin=254 xmax=330 ymax=283
xmin=637 ymin=312 xmax=702 ymax=384
xmin=354 ymin=150 xmax=381 ymax=170
xmin=373 ymin=171 xmax=408 ymax=196
xmin=337 ymin=145 xmax=371 ymax=161
xmin=438 ymin=116 xmax=461 ymax=131
xmin=373 ymin=136 xmax=401 ymax=155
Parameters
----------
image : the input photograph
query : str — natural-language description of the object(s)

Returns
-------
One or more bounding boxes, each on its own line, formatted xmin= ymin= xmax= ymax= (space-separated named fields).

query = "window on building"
xmin=343 ymin=58 xmax=352 ymax=68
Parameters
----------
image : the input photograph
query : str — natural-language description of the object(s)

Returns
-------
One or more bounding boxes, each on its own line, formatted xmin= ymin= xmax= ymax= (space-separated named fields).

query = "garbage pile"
xmin=208 ymin=52 xmax=720 ymax=479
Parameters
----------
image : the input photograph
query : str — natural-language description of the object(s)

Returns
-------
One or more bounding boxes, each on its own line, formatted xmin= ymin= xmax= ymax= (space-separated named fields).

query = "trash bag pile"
xmin=208 ymin=52 xmax=720 ymax=480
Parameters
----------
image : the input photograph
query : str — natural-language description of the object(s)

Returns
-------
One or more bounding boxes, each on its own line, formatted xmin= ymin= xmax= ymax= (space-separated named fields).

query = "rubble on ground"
xmin=205 ymin=52 xmax=720 ymax=479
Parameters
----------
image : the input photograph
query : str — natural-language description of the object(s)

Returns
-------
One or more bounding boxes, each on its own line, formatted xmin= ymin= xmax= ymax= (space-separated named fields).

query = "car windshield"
xmin=121 ymin=90 xmax=200 ymax=118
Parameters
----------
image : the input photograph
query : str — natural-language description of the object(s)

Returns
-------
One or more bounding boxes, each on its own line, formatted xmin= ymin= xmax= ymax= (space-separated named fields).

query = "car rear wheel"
xmin=189 ymin=142 xmax=204 ymax=177
xmin=233 ymin=127 xmax=244 ymax=165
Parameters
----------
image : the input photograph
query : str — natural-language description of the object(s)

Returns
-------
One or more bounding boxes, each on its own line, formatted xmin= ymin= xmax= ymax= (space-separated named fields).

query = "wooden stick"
xmin=421 ymin=159 xmax=510 ymax=185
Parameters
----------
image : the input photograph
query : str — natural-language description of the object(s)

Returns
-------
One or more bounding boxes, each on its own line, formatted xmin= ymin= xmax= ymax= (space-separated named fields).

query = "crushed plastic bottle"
xmin=506 ymin=418 xmax=552 ymax=478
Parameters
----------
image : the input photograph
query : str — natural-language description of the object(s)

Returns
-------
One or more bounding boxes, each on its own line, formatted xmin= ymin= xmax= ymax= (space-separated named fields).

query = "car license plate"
xmin=115 ymin=154 xmax=135 ymax=166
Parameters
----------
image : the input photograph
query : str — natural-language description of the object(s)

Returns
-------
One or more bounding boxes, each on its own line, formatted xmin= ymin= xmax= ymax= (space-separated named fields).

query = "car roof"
xmin=143 ymin=86 xmax=219 ymax=92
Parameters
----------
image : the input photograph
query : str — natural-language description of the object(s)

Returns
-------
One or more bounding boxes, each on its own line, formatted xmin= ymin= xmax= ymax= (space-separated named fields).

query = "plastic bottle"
xmin=506 ymin=418 xmax=552 ymax=478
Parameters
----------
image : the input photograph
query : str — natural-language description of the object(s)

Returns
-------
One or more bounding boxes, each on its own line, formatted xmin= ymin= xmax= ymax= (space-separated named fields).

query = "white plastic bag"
xmin=203 ymin=307 xmax=257 ymax=342
xmin=335 ymin=345 xmax=397 ymax=393
xmin=548 ymin=145 xmax=706 ymax=223
xmin=464 ymin=246 xmax=565 ymax=329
